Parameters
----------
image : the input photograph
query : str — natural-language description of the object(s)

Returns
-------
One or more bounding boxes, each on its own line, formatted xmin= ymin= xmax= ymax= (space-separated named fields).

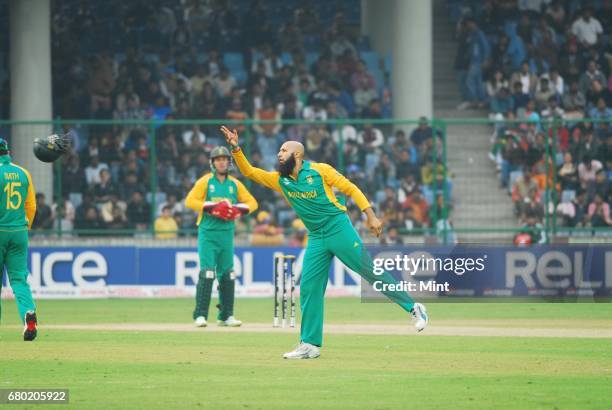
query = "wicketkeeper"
xmin=185 ymin=146 xmax=258 ymax=327
xmin=0 ymin=138 xmax=38 ymax=341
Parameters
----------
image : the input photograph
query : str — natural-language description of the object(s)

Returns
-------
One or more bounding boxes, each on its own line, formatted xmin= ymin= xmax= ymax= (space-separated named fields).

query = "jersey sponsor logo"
xmin=306 ymin=176 xmax=314 ymax=185
xmin=286 ymin=190 xmax=317 ymax=199
xmin=282 ymin=178 xmax=290 ymax=185
xmin=210 ymin=196 xmax=229 ymax=202
xmin=209 ymin=185 xmax=216 ymax=192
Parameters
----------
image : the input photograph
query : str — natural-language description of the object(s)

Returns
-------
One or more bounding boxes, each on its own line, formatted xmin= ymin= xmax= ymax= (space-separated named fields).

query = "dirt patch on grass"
xmin=32 ymin=322 xmax=612 ymax=338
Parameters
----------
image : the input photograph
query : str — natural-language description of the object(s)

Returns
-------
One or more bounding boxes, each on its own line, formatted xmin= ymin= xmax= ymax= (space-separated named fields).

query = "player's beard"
xmin=278 ymin=155 xmax=296 ymax=178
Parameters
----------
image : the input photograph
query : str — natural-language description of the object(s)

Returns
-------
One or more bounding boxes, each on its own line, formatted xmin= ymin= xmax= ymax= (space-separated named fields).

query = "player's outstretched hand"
xmin=220 ymin=126 xmax=239 ymax=148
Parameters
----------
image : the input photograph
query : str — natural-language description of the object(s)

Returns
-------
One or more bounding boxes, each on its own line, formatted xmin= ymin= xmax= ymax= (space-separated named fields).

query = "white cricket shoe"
xmin=283 ymin=342 xmax=320 ymax=359
xmin=411 ymin=303 xmax=428 ymax=332
xmin=217 ymin=316 xmax=242 ymax=327
xmin=194 ymin=316 xmax=207 ymax=327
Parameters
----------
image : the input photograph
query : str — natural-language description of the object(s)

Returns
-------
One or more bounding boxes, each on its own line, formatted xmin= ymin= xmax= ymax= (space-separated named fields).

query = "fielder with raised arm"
xmin=220 ymin=126 xmax=428 ymax=360
xmin=185 ymin=146 xmax=258 ymax=327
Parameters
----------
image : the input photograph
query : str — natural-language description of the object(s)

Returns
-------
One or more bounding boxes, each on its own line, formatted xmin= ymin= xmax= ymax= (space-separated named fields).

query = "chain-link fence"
xmin=0 ymin=117 xmax=609 ymax=244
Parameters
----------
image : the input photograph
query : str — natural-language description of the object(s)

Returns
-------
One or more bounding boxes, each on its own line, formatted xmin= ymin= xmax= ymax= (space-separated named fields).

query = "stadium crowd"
xmin=18 ymin=0 xmax=452 ymax=241
xmin=452 ymin=0 xmax=612 ymax=239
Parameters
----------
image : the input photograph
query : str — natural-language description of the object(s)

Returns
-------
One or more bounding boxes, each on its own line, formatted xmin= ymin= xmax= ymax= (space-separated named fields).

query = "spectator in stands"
xmin=357 ymin=123 xmax=384 ymax=150
xmin=534 ymin=77 xmax=555 ymax=110
xmin=586 ymin=80 xmax=611 ymax=110
xmin=127 ymin=191 xmax=150 ymax=231
xmin=100 ymin=193 xmax=127 ymax=224
xmin=190 ymin=65 xmax=213 ymax=95
xmin=92 ymin=168 xmax=118 ymax=204
xmin=251 ymin=45 xmax=283 ymax=78
xmin=409 ymin=117 xmax=435 ymax=148
xmin=380 ymin=227 xmax=404 ymax=245
xmin=490 ymin=87 xmax=514 ymax=117
xmin=154 ymin=205 xmax=179 ymax=239
xmin=302 ymin=98 xmax=328 ymax=122
xmin=401 ymin=190 xmax=430 ymax=228
xmin=558 ymin=152 xmax=579 ymax=192
xmin=62 ymin=154 xmax=86 ymax=195
xmin=512 ymin=167 xmax=539 ymax=215
xmin=578 ymin=155 xmax=603 ymax=189
xmin=546 ymin=0 xmax=566 ymax=32
xmin=396 ymin=149 xmax=419 ymax=181
xmin=32 ymin=193 xmax=54 ymax=231
xmin=511 ymin=61 xmax=538 ymax=96
xmin=589 ymin=97 xmax=612 ymax=125
xmin=52 ymin=197 xmax=75 ymax=234
xmin=214 ymin=67 xmax=237 ymax=98
xmin=549 ymin=69 xmax=564 ymax=95
xmin=516 ymin=212 xmax=546 ymax=244
xmin=588 ymin=169 xmax=611 ymax=203
xmin=182 ymin=125 xmax=206 ymax=146
xmin=571 ymin=8 xmax=604 ymax=48
xmin=540 ymin=96 xmax=564 ymax=120
xmin=518 ymin=186 xmax=544 ymax=224
xmin=459 ymin=18 xmax=490 ymax=109
xmin=486 ymin=70 xmax=509 ymax=99
xmin=558 ymin=42 xmax=584 ymax=84
xmin=351 ymin=60 xmax=377 ymax=113
xmin=84 ymin=155 xmax=109 ymax=185
xmin=562 ymin=81 xmax=586 ymax=119
xmin=511 ymin=81 xmax=530 ymax=112
xmin=579 ymin=60 xmax=607 ymax=96
xmin=586 ymin=193 xmax=611 ymax=227
xmin=251 ymin=211 xmax=284 ymax=246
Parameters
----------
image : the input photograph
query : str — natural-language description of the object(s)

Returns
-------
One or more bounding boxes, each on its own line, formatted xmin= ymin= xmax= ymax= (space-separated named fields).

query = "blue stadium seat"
xmin=280 ymin=52 xmax=293 ymax=66
xmin=69 ymin=193 xmax=83 ymax=209
xmin=384 ymin=53 xmax=392 ymax=73
xmin=356 ymin=36 xmax=371 ymax=51
xmin=196 ymin=53 xmax=207 ymax=64
xmin=561 ymin=190 xmax=576 ymax=203
xmin=233 ymin=70 xmax=247 ymax=85
xmin=305 ymin=52 xmax=320 ymax=67
xmin=223 ymin=52 xmax=244 ymax=72
xmin=360 ymin=51 xmax=379 ymax=73
xmin=146 ymin=192 xmax=167 ymax=206
xmin=144 ymin=53 xmax=160 ymax=64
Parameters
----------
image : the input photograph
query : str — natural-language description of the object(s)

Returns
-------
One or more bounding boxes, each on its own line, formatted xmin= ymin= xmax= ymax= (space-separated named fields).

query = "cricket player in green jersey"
xmin=220 ymin=126 xmax=428 ymax=359
xmin=0 ymin=138 xmax=38 ymax=341
xmin=185 ymin=146 xmax=258 ymax=327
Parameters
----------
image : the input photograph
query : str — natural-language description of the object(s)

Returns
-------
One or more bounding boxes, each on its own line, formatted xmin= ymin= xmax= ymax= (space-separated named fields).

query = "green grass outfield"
xmin=1 ymin=298 xmax=611 ymax=409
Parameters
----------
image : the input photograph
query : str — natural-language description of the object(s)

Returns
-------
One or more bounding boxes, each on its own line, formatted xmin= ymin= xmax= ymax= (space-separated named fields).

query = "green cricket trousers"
xmin=193 ymin=227 xmax=236 ymax=321
xmin=300 ymin=214 xmax=414 ymax=346
xmin=0 ymin=229 xmax=35 ymax=323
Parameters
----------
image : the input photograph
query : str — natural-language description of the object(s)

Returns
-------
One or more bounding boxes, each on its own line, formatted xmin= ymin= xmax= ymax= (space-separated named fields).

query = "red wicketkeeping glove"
xmin=209 ymin=201 xmax=233 ymax=220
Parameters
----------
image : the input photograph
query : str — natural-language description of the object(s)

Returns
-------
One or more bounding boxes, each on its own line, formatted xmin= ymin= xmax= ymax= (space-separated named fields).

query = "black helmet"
xmin=33 ymin=134 xmax=71 ymax=163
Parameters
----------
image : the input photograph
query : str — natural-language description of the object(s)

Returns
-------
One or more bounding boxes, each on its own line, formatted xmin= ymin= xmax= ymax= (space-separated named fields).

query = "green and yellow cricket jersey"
xmin=185 ymin=173 xmax=258 ymax=230
xmin=0 ymin=155 xmax=36 ymax=230
xmin=231 ymin=148 xmax=371 ymax=233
